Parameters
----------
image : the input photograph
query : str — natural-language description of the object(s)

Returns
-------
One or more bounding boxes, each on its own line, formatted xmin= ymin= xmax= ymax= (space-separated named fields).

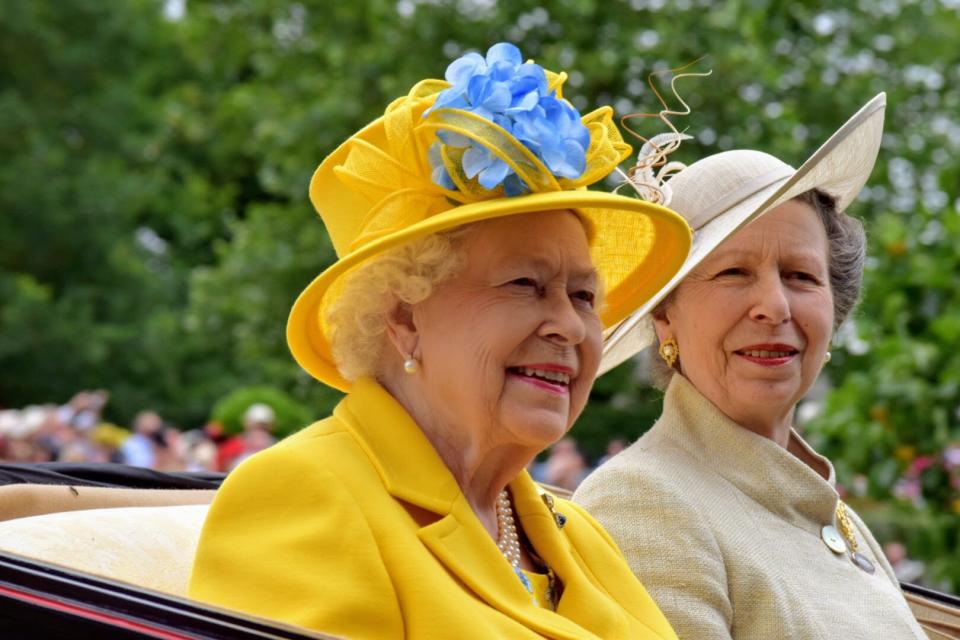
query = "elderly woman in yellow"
xmin=189 ymin=43 xmax=690 ymax=639
xmin=576 ymin=94 xmax=927 ymax=639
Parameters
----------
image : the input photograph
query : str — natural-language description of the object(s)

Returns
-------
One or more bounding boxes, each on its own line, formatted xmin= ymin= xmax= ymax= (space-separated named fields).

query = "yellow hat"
xmin=288 ymin=45 xmax=692 ymax=391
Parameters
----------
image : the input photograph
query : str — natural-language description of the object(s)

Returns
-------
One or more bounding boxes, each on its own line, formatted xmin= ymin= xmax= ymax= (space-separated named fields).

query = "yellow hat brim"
xmin=287 ymin=189 xmax=691 ymax=391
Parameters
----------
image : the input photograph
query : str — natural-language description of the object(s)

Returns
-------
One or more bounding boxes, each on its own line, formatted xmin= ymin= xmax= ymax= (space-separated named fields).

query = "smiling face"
xmin=654 ymin=200 xmax=835 ymax=432
xmin=405 ymin=210 xmax=602 ymax=453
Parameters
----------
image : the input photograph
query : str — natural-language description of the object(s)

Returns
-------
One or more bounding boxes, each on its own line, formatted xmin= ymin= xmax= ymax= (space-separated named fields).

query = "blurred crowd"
xmin=1 ymin=390 xmax=634 ymax=491
xmin=0 ymin=390 xmax=932 ymax=583
xmin=0 ymin=390 xmax=277 ymax=473
xmin=530 ymin=436 xmax=627 ymax=492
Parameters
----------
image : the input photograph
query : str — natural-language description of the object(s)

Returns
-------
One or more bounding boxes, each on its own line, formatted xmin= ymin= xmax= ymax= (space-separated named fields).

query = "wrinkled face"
xmin=655 ymin=200 xmax=834 ymax=427
xmin=413 ymin=210 xmax=602 ymax=451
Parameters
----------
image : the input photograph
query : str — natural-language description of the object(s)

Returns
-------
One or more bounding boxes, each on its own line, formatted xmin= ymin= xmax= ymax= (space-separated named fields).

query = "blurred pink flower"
xmin=906 ymin=456 xmax=936 ymax=477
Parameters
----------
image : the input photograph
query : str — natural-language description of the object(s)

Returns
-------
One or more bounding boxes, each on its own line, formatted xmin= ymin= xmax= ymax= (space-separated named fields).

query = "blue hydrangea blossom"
xmin=425 ymin=43 xmax=590 ymax=196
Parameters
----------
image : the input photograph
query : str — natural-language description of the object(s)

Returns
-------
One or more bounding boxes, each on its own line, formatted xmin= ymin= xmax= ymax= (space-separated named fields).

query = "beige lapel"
xmin=658 ymin=374 xmax=839 ymax=533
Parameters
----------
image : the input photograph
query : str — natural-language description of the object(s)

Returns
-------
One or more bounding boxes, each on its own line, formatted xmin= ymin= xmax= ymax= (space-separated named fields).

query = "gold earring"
xmin=658 ymin=338 xmax=679 ymax=368
xmin=824 ymin=351 xmax=832 ymax=364
xmin=403 ymin=355 xmax=419 ymax=374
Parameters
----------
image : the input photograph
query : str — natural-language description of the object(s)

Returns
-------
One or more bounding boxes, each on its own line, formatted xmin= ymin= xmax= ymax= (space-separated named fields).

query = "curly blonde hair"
xmin=324 ymin=228 xmax=470 ymax=382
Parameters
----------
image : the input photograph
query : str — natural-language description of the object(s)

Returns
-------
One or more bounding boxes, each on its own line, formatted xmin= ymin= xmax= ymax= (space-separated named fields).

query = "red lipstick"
xmin=734 ymin=343 xmax=799 ymax=367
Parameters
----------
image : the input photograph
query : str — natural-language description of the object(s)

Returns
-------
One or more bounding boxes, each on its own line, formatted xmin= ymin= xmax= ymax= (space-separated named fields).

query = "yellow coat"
xmin=189 ymin=378 xmax=677 ymax=640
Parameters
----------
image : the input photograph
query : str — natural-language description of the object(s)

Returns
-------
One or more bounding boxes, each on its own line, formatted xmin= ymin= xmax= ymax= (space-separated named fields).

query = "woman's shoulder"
xmin=573 ymin=430 xmax=736 ymax=547
xmin=249 ymin=412 xmax=354 ymax=463
xmin=570 ymin=445 xmax=727 ymax=591
xmin=218 ymin=412 xmax=377 ymax=499
xmin=548 ymin=491 xmax=669 ymax=556
xmin=579 ymin=427 xmax=717 ymax=498
xmin=198 ymin=413 xmax=390 ymax=557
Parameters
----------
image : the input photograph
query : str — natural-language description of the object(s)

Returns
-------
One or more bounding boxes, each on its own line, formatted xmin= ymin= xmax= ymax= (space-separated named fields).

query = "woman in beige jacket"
xmin=575 ymin=94 xmax=927 ymax=639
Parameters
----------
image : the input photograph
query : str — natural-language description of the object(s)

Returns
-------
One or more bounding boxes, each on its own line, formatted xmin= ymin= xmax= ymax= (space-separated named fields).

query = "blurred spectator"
xmin=119 ymin=411 xmax=163 ymax=468
xmin=0 ymin=405 xmax=51 ymax=462
xmin=183 ymin=429 xmax=218 ymax=472
xmin=91 ymin=423 xmax=130 ymax=463
xmin=153 ymin=426 xmax=188 ymax=472
xmin=884 ymin=541 xmax=926 ymax=583
xmin=1 ymin=392 xmax=224 ymax=474
xmin=541 ymin=437 xmax=590 ymax=492
xmin=217 ymin=403 xmax=278 ymax=471
xmin=30 ymin=407 xmax=65 ymax=462
xmin=597 ymin=437 xmax=628 ymax=467
xmin=57 ymin=390 xmax=109 ymax=433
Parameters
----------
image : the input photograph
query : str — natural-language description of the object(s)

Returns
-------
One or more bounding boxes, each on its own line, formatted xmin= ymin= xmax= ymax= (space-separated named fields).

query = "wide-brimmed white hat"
xmin=600 ymin=92 xmax=886 ymax=375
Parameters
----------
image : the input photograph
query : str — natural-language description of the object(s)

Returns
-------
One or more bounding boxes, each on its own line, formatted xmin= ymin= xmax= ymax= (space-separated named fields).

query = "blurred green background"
xmin=1 ymin=0 xmax=958 ymax=590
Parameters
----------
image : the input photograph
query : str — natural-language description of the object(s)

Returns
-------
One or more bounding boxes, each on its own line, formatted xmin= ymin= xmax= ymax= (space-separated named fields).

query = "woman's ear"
xmin=384 ymin=299 xmax=419 ymax=360
xmin=651 ymin=307 xmax=672 ymax=344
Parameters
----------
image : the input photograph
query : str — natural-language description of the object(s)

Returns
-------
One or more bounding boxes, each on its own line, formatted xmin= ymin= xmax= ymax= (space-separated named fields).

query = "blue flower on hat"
xmin=425 ymin=43 xmax=591 ymax=196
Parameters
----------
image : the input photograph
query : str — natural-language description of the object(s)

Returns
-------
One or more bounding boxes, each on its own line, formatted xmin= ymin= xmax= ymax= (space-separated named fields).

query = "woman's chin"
xmin=502 ymin=408 xmax=571 ymax=451
xmin=727 ymin=378 xmax=807 ymax=414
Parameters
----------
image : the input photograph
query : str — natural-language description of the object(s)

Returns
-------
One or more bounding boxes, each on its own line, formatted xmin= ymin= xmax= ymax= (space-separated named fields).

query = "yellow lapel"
xmin=335 ymin=377 xmax=461 ymax=512
xmin=336 ymin=379 xmax=603 ymax=639
xmin=511 ymin=474 xmax=630 ymax=638
xmin=417 ymin=500 xmax=592 ymax=639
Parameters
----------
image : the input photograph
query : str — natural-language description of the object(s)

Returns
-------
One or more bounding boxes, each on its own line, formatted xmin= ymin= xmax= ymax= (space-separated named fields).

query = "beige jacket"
xmin=574 ymin=375 xmax=926 ymax=640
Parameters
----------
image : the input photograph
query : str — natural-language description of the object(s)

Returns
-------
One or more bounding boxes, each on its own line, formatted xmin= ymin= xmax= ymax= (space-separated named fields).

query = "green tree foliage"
xmin=2 ymin=0 xmax=958 ymax=588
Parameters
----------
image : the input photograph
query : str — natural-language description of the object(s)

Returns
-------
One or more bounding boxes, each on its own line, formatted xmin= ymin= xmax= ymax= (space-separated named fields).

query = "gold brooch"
xmin=540 ymin=493 xmax=567 ymax=530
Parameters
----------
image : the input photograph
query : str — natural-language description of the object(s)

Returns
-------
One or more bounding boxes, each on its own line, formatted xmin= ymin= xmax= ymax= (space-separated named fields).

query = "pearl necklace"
xmin=496 ymin=488 xmax=541 ymax=600
xmin=496 ymin=489 xmax=558 ymax=608
xmin=495 ymin=489 xmax=523 ymax=568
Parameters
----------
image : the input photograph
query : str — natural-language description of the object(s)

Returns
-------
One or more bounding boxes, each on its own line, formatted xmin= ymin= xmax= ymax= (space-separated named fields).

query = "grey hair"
xmin=646 ymin=188 xmax=866 ymax=390
xmin=794 ymin=188 xmax=866 ymax=328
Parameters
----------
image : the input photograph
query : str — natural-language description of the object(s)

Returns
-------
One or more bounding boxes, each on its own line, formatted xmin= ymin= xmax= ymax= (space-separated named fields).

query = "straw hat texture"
xmin=287 ymin=46 xmax=693 ymax=390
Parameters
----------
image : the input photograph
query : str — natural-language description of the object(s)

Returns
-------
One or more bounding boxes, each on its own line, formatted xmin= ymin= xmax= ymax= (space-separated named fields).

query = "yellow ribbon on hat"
xmin=332 ymin=78 xmax=632 ymax=253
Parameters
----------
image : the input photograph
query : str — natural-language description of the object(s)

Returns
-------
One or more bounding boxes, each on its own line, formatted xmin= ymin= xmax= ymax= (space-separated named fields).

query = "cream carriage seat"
xmin=0 ymin=500 xmax=210 ymax=596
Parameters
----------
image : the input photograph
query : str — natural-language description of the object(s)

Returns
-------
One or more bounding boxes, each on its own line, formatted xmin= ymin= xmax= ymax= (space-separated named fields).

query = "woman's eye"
xmin=716 ymin=267 xmax=747 ymax=278
xmin=788 ymin=271 xmax=820 ymax=284
xmin=505 ymin=277 xmax=542 ymax=294
xmin=571 ymin=290 xmax=596 ymax=308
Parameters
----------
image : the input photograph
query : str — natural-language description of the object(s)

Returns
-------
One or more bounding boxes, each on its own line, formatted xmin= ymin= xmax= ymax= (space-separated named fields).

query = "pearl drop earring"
xmin=403 ymin=356 xmax=419 ymax=374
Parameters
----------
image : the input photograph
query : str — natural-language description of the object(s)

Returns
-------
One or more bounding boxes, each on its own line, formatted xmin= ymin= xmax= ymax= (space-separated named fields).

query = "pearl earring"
xmin=403 ymin=356 xmax=419 ymax=374
xmin=824 ymin=351 xmax=832 ymax=364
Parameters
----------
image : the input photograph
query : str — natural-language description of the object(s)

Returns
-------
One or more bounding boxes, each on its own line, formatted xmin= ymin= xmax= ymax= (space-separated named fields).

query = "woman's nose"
xmin=539 ymin=290 xmax=587 ymax=345
xmin=749 ymin=274 xmax=791 ymax=325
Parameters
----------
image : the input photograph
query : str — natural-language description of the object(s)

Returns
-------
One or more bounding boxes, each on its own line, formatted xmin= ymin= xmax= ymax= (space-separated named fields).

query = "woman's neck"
xmin=720 ymin=404 xmax=831 ymax=481
xmin=786 ymin=432 xmax=831 ymax=480
xmin=379 ymin=373 xmax=537 ymax=538
xmin=692 ymin=382 xmax=831 ymax=480
xmin=734 ymin=410 xmax=794 ymax=449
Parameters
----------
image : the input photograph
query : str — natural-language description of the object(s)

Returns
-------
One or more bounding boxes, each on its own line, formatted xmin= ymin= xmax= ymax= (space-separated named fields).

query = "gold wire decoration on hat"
xmin=614 ymin=61 xmax=712 ymax=207
xmin=658 ymin=337 xmax=679 ymax=368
